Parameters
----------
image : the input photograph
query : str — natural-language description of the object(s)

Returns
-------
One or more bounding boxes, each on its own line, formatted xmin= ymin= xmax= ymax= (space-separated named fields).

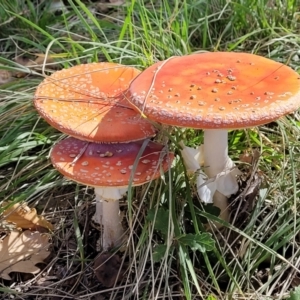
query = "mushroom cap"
xmin=128 ymin=52 xmax=300 ymax=129
xmin=34 ymin=63 xmax=156 ymax=142
xmin=50 ymin=137 xmax=174 ymax=187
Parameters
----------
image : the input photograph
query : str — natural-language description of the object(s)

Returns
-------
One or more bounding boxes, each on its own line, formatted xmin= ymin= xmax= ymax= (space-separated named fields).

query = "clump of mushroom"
xmin=127 ymin=52 xmax=300 ymax=225
xmin=34 ymin=62 xmax=174 ymax=249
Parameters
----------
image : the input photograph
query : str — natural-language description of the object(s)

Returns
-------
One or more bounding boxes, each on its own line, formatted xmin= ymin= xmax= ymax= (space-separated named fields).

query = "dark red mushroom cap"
xmin=50 ymin=137 xmax=174 ymax=187
xmin=128 ymin=52 xmax=300 ymax=129
xmin=34 ymin=62 xmax=156 ymax=142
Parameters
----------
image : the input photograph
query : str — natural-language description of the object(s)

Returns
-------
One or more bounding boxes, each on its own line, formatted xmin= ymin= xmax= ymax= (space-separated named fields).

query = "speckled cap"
xmin=128 ymin=52 xmax=300 ymax=129
xmin=34 ymin=63 xmax=156 ymax=142
xmin=50 ymin=137 xmax=174 ymax=187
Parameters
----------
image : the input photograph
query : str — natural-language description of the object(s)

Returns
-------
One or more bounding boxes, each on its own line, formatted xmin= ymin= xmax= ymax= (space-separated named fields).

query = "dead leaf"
xmin=33 ymin=54 xmax=57 ymax=66
xmin=0 ymin=230 xmax=51 ymax=280
xmin=109 ymin=0 xmax=125 ymax=4
xmin=96 ymin=0 xmax=125 ymax=13
xmin=239 ymin=152 xmax=253 ymax=164
xmin=31 ymin=53 xmax=65 ymax=70
xmin=13 ymin=57 xmax=33 ymax=78
xmin=14 ymin=55 xmax=60 ymax=78
xmin=291 ymin=274 xmax=300 ymax=288
xmin=2 ymin=202 xmax=53 ymax=231
xmin=0 ymin=220 xmax=17 ymax=232
xmin=0 ymin=68 xmax=13 ymax=85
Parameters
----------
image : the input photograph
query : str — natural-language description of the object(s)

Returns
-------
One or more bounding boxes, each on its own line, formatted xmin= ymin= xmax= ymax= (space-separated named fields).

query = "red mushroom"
xmin=33 ymin=62 xmax=163 ymax=246
xmin=34 ymin=62 xmax=156 ymax=143
xmin=127 ymin=52 xmax=300 ymax=225
xmin=50 ymin=137 xmax=174 ymax=250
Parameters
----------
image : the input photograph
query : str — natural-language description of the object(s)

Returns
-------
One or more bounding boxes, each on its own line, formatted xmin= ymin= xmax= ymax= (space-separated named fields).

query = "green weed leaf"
xmin=152 ymin=244 xmax=173 ymax=262
xmin=147 ymin=208 xmax=170 ymax=237
xmin=178 ymin=233 xmax=215 ymax=253
xmin=287 ymin=286 xmax=300 ymax=300
xmin=206 ymin=295 xmax=217 ymax=300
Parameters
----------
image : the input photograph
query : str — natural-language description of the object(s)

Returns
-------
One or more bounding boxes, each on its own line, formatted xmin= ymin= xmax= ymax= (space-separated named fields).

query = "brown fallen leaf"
xmin=239 ymin=152 xmax=253 ymax=164
xmin=94 ymin=253 xmax=124 ymax=287
xmin=0 ymin=230 xmax=51 ymax=280
xmin=0 ymin=68 xmax=13 ymax=85
xmin=14 ymin=54 xmax=60 ymax=78
xmin=2 ymin=202 xmax=53 ymax=231
xmin=96 ymin=0 xmax=125 ymax=14
xmin=0 ymin=220 xmax=17 ymax=232
xmin=13 ymin=57 xmax=33 ymax=78
xmin=31 ymin=53 xmax=63 ymax=70
xmin=109 ymin=0 xmax=125 ymax=4
xmin=239 ymin=149 xmax=260 ymax=168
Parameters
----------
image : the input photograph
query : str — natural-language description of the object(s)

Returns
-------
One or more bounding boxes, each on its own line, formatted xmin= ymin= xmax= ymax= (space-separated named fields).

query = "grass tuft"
xmin=0 ymin=0 xmax=300 ymax=299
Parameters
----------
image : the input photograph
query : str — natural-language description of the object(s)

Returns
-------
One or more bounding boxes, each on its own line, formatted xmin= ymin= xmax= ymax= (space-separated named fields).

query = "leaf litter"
xmin=0 ymin=230 xmax=51 ymax=280
xmin=1 ymin=202 xmax=53 ymax=231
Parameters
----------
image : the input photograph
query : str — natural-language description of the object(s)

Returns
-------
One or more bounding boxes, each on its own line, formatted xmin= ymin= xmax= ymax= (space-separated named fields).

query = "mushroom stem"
xmin=94 ymin=187 xmax=127 ymax=250
xmin=203 ymin=129 xmax=228 ymax=177
xmin=203 ymin=129 xmax=230 ymax=224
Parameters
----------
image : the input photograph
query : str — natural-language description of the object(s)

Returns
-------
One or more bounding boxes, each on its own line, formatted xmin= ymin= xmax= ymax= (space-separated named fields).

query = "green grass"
xmin=0 ymin=0 xmax=300 ymax=299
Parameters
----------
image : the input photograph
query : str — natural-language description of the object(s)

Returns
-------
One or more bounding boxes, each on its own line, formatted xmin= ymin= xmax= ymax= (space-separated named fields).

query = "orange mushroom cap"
xmin=128 ymin=52 xmax=300 ymax=129
xmin=50 ymin=137 xmax=174 ymax=187
xmin=34 ymin=63 xmax=156 ymax=142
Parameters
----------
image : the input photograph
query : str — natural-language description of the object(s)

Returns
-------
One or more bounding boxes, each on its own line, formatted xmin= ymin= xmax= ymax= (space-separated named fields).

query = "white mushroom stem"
xmin=203 ymin=129 xmax=228 ymax=178
xmin=203 ymin=129 xmax=230 ymax=224
xmin=93 ymin=187 xmax=127 ymax=251
xmin=180 ymin=129 xmax=240 ymax=227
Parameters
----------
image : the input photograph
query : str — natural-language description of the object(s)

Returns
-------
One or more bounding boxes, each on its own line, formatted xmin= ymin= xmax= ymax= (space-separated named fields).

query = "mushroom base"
xmin=180 ymin=129 xmax=240 ymax=227
xmin=94 ymin=187 xmax=127 ymax=251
